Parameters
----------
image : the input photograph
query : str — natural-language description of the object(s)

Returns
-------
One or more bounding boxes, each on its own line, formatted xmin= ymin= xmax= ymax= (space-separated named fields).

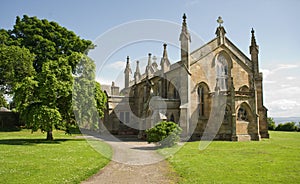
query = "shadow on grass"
xmin=0 ymin=126 xmax=22 ymax=132
xmin=0 ymin=138 xmax=85 ymax=145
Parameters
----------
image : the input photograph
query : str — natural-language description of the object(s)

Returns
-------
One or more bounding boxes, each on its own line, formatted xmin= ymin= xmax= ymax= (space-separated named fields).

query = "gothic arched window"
xmin=216 ymin=54 xmax=228 ymax=91
xmin=198 ymin=86 xmax=205 ymax=116
xmin=170 ymin=114 xmax=175 ymax=122
xmin=237 ymin=107 xmax=248 ymax=121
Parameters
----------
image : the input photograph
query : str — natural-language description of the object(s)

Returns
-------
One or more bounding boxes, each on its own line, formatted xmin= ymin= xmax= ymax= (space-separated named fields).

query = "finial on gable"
xmin=180 ymin=13 xmax=191 ymax=42
xmin=250 ymin=28 xmax=258 ymax=54
xmin=163 ymin=43 xmax=168 ymax=58
xmin=125 ymin=56 xmax=131 ymax=73
xmin=215 ymin=16 xmax=226 ymax=45
xmin=183 ymin=13 xmax=187 ymax=23
xmin=217 ymin=16 xmax=224 ymax=27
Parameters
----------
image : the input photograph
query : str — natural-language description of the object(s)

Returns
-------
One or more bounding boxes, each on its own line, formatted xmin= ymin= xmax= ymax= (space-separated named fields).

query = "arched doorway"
xmin=236 ymin=102 xmax=256 ymax=140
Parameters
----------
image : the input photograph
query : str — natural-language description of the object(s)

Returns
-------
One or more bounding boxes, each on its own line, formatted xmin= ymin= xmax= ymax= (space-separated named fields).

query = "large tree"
xmin=1 ymin=15 xmax=105 ymax=140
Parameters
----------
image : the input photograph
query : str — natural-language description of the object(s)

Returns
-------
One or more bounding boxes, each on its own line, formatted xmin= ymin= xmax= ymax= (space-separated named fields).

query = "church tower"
xmin=179 ymin=13 xmax=191 ymax=70
xmin=179 ymin=13 xmax=191 ymax=137
xmin=124 ymin=56 xmax=132 ymax=88
xmin=250 ymin=29 xmax=269 ymax=138
xmin=160 ymin=43 xmax=170 ymax=98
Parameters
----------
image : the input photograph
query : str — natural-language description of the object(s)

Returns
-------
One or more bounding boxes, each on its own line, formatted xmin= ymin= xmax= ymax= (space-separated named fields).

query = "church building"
xmin=103 ymin=14 xmax=269 ymax=141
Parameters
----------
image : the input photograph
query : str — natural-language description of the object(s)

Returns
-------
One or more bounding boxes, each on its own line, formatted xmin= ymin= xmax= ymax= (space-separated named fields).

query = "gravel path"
xmin=81 ymin=133 xmax=178 ymax=184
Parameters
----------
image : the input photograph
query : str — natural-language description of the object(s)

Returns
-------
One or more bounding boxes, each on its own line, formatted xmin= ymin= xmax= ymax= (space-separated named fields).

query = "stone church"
xmin=103 ymin=14 xmax=269 ymax=141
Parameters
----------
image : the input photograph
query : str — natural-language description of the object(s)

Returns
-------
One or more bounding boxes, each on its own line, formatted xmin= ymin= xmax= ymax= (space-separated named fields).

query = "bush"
xmin=275 ymin=122 xmax=298 ymax=132
xmin=268 ymin=117 xmax=276 ymax=130
xmin=145 ymin=121 xmax=182 ymax=147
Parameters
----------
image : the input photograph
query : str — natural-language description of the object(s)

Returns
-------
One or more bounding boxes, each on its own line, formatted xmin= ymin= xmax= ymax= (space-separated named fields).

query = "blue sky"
xmin=1 ymin=0 xmax=299 ymax=117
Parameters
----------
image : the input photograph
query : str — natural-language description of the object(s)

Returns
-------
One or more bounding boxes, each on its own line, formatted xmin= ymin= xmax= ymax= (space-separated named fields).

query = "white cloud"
xmin=261 ymin=64 xmax=299 ymax=79
xmin=107 ymin=61 xmax=126 ymax=70
xmin=280 ymin=84 xmax=291 ymax=88
xmin=262 ymin=63 xmax=300 ymax=117
xmin=268 ymin=99 xmax=300 ymax=117
xmin=264 ymin=80 xmax=276 ymax=84
xmin=286 ymin=76 xmax=295 ymax=80
xmin=260 ymin=68 xmax=271 ymax=78
xmin=95 ymin=76 xmax=113 ymax=85
xmin=277 ymin=64 xmax=298 ymax=70
xmin=269 ymin=99 xmax=300 ymax=110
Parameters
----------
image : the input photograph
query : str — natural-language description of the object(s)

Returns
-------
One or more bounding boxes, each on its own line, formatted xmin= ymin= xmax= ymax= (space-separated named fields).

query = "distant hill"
xmin=273 ymin=117 xmax=300 ymax=125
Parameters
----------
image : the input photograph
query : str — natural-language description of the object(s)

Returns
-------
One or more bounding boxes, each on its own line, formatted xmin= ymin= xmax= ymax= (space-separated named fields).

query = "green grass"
xmin=160 ymin=131 xmax=300 ymax=184
xmin=0 ymin=129 xmax=112 ymax=184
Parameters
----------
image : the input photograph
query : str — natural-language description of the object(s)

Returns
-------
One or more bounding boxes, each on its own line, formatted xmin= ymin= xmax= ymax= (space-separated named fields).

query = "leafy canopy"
xmin=0 ymin=15 xmax=106 ymax=139
xmin=0 ymin=44 xmax=35 ymax=94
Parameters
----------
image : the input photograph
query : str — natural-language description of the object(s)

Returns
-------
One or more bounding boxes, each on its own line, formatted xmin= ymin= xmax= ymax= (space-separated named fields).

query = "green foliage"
xmin=275 ymin=122 xmax=298 ymax=132
xmin=0 ymin=15 xmax=107 ymax=139
xmin=72 ymin=54 xmax=101 ymax=130
xmin=22 ymin=104 xmax=62 ymax=132
xmin=11 ymin=15 xmax=93 ymax=72
xmin=94 ymin=82 xmax=107 ymax=118
xmin=146 ymin=121 xmax=182 ymax=147
xmin=0 ymin=93 xmax=8 ymax=108
xmin=0 ymin=44 xmax=35 ymax=94
xmin=267 ymin=117 xmax=276 ymax=130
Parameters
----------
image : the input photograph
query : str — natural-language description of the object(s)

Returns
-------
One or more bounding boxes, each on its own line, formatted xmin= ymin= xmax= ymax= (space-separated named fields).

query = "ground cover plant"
xmin=0 ymin=129 xmax=111 ymax=184
xmin=160 ymin=131 xmax=300 ymax=183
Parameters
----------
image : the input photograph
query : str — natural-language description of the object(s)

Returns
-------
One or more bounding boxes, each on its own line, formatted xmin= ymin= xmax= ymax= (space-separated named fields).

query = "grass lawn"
xmin=160 ymin=131 xmax=300 ymax=184
xmin=0 ymin=129 xmax=112 ymax=184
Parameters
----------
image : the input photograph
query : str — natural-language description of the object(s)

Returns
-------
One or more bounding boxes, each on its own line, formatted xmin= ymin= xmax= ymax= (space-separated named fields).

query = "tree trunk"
xmin=46 ymin=130 xmax=53 ymax=140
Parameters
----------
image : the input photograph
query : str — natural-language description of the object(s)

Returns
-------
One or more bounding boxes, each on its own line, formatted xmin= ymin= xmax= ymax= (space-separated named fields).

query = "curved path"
xmin=81 ymin=133 xmax=178 ymax=184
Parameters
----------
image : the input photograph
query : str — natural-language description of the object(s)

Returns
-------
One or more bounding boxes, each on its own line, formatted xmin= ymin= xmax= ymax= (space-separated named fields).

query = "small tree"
xmin=267 ymin=117 xmax=276 ymax=130
xmin=145 ymin=121 xmax=182 ymax=147
xmin=275 ymin=122 xmax=298 ymax=132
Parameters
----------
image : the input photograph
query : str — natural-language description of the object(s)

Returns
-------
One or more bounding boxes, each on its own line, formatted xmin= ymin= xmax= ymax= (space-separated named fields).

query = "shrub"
xmin=267 ymin=117 xmax=276 ymax=130
xmin=145 ymin=121 xmax=182 ymax=147
xmin=275 ymin=122 xmax=298 ymax=132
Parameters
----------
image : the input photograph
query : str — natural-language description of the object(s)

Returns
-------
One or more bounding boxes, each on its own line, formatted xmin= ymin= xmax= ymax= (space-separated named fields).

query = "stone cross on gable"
xmin=217 ymin=16 xmax=223 ymax=27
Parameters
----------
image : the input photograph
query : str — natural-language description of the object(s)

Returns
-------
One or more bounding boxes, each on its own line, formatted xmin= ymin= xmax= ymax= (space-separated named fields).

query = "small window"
xmin=157 ymin=81 xmax=161 ymax=96
xmin=143 ymin=86 xmax=147 ymax=102
xmin=120 ymin=112 xmax=130 ymax=124
xmin=198 ymin=86 xmax=205 ymax=116
xmin=170 ymin=114 xmax=175 ymax=122
xmin=173 ymin=87 xmax=178 ymax=99
xmin=125 ymin=112 xmax=130 ymax=124
xmin=120 ymin=112 xmax=124 ymax=123
xmin=216 ymin=54 xmax=228 ymax=91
